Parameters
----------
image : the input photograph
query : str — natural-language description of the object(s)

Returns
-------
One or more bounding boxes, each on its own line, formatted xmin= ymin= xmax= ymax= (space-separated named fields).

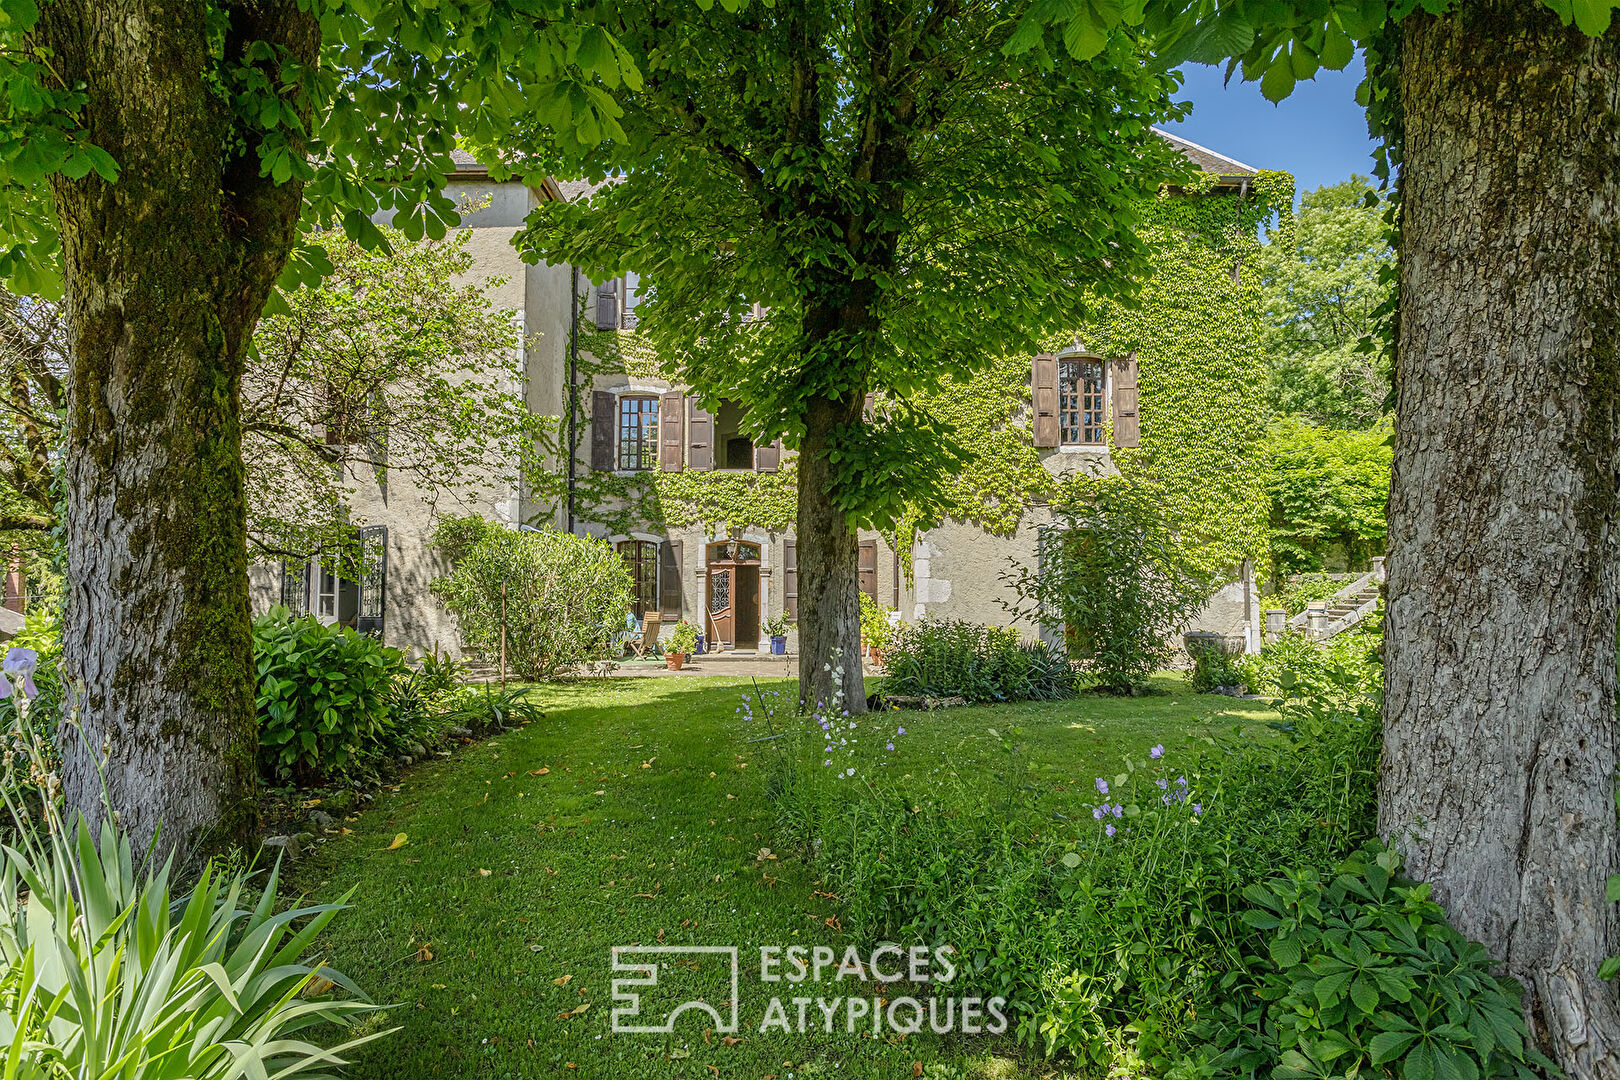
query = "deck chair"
xmin=630 ymin=613 xmax=662 ymax=659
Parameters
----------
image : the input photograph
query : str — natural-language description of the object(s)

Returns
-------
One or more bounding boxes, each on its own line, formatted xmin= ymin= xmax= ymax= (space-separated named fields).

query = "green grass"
xmin=291 ymin=675 xmax=1275 ymax=1079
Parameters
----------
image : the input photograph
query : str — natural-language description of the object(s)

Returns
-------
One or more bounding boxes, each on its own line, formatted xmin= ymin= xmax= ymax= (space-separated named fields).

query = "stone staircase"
xmin=1284 ymin=558 xmax=1385 ymax=640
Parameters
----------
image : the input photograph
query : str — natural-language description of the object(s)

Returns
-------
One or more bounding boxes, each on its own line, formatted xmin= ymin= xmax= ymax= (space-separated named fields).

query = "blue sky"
xmin=1160 ymin=57 xmax=1379 ymax=199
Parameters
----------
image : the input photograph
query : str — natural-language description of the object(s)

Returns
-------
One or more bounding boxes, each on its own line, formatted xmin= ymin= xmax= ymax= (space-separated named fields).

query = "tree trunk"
xmin=797 ymin=393 xmax=867 ymax=714
xmin=35 ymin=0 xmax=317 ymax=862
xmin=1381 ymin=6 xmax=1620 ymax=1076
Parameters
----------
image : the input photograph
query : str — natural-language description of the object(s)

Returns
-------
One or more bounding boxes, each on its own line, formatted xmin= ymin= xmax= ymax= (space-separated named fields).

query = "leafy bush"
xmin=879 ymin=618 xmax=1076 ymax=703
xmin=430 ymin=516 xmax=633 ymax=680
xmin=253 ymin=607 xmax=407 ymax=783
xmin=1186 ymin=634 xmax=1246 ymax=693
xmin=439 ymin=685 xmax=545 ymax=733
xmin=665 ymin=619 xmax=699 ymax=656
xmin=1204 ymin=845 xmax=1550 ymax=1080
xmin=1272 ymin=573 xmax=1350 ymax=617
xmin=1003 ymin=481 xmax=1215 ymax=693
xmin=859 ymin=592 xmax=896 ymax=652
xmin=776 ymin=668 xmax=1389 ymax=1074
xmin=1242 ymin=629 xmax=1382 ymax=713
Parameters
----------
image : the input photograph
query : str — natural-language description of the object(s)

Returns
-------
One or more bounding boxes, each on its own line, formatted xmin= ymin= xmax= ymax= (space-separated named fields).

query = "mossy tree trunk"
xmin=1380 ymin=5 xmax=1620 ymax=1075
xmin=34 ymin=0 xmax=317 ymax=861
xmin=796 ymin=391 xmax=866 ymax=713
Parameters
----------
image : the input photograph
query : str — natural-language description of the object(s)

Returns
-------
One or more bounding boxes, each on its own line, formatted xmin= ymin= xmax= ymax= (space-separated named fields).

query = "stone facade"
xmin=251 ymin=137 xmax=1268 ymax=660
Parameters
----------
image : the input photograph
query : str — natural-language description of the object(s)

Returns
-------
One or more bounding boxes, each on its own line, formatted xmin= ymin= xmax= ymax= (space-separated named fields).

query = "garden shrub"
xmin=1242 ymin=628 xmax=1382 ymax=712
xmin=859 ymin=592 xmax=896 ymax=652
xmin=1003 ymin=480 xmax=1215 ymax=693
xmin=0 ymin=712 xmax=385 ymax=1076
xmin=1271 ymin=573 xmax=1349 ymax=617
xmin=773 ymin=662 xmax=1424 ymax=1076
xmin=253 ymin=607 xmax=407 ymax=783
xmin=1185 ymin=634 xmax=1246 ymax=693
xmin=879 ymin=617 xmax=1076 ymax=703
xmin=1201 ymin=844 xmax=1550 ymax=1080
xmin=430 ymin=516 xmax=633 ymax=680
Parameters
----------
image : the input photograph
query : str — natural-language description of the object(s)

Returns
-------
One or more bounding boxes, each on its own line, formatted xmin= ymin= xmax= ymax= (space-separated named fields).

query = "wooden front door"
xmin=705 ymin=541 xmax=763 ymax=650
xmin=708 ymin=566 xmax=734 ymax=648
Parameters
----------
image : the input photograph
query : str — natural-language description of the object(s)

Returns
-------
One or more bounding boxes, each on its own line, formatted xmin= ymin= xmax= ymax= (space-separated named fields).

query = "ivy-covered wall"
xmin=553 ymin=169 xmax=1294 ymax=580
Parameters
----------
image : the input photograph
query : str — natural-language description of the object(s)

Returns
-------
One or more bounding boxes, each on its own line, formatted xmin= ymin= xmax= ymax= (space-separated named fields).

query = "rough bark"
xmin=1381 ymin=6 xmax=1620 ymax=1076
xmin=33 ymin=0 xmax=317 ymax=862
xmin=797 ymin=392 xmax=867 ymax=713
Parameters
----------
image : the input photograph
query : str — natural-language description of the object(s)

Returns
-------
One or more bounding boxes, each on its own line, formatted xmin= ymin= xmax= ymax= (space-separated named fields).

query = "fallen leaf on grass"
xmin=824 ymin=915 xmax=843 ymax=931
xmin=416 ymin=945 xmax=434 ymax=963
xmin=593 ymin=790 xmax=606 ymax=796
xmin=703 ymin=1028 xmax=712 ymax=1046
xmin=722 ymin=1036 xmax=742 ymax=1046
xmin=642 ymin=757 xmax=656 ymax=769
xmin=556 ymin=1003 xmax=590 ymax=1019
xmin=913 ymin=1062 xmax=923 ymax=1077
xmin=386 ymin=833 xmax=408 ymax=850
xmin=477 ymin=868 xmax=491 ymax=877
xmin=756 ymin=848 xmax=776 ymax=862
xmin=553 ymin=974 xmax=573 ymax=986
xmin=530 ymin=767 xmax=550 ymax=775
xmin=707 ymin=1066 xmax=719 ymax=1078
xmin=633 ymin=892 xmax=657 ymax=899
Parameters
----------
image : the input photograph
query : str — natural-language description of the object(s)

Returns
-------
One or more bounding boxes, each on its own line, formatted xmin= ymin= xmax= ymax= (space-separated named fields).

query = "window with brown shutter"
xmin=660 ymin=392 xmax=685 ymax=471
xmin=783 ymin=539 xmax=798 ymax=620
xmin=858 ymin=539 xmax=877 ymax=603
xmin=659 ymin=540 xmax=682 ymax=617
xmin=688 ymin=403 xmax=714 ymax=470
xmin=595 ymin=279 xmax=619 ymax=330
xmin=754 ymin=439 xmax=781 ymax=472
xmin=590 ymin=390 xmax=616 ymax=470
xmin=1059 ymin=357 xmax=1106 ymax=445
xmin=618 ymin=395 xmax=659 ymax=470
xmin=1031 ymin=354 xmax=1059 ymax=447
xmin=1110 ymin=355 xmax=1140 ymax=448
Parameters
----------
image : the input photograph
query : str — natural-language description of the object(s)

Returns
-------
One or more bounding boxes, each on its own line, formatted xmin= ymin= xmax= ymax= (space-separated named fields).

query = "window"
xmin=618 ymin=395 xmax=659 ymax=470
xmin=316 ymin=561 xmax=338 ymax=618
xmin=1059 ymin=357 xmax=1106 ymax=445
xmin=280 ymin=561 xmax=308 ymax=612
xmin=714 ymin=400 xmax=755 ymax=469
xmin=618 ymin=540 xmax=658 ymax=617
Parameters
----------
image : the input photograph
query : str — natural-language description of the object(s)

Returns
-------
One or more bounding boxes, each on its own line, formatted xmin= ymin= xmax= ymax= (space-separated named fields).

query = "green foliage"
xmin=1242 ymin=629 xmax=1383 ymax=716
xmin=1004 ymin=481 xmax=1215 ymax=694
xmin=878 ymin=619 xmax=1077 ymax=704
xmin=430 ymin=517 xmax=633 ymax=680
xmin=1204 ymin=845 xmax=1552 ymax=1080
xmin=763 ymin=612 xmax=792 ymax=638
xmin=858 ymin=592 xmax=895 ymax=652
xmin=664 ymin=619 xmax=699 ymax=657
xmin=1266 ymin=417 xmax=1392 ymax=575
xmin=1256 ymin=178 xmax=1394 ymax=428
xmin=1271 ymin=573 xmax=1350 ymax=617
xmin=247 ymin=222 xmax=551 ymax=558
xmin=1 ymin=0 xmax=638 ymax=298
xmin=777 ymin=683 xmax=1381 ymax=1070
xmin=514 ymin=0 xmax=1190 ymax=536
xmin=438 ymin=685 xmax=546 ymax=732
xmin=1186 ymin=635 xmax=1246 ymax=693
xmin=0 ymin=728 xmax=384 ymax=1077
xmin=252 ymin=608 xmax=407 ymax=783
xmin=0 ymin=607 xmax=60 ymax=736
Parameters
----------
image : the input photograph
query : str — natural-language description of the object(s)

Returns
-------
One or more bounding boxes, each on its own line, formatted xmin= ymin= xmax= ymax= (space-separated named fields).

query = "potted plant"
xmin=664 ymin=620 xmax=699 ymax=670
xmin=764 ymin=613 xmax=792 ymax=655
xmin=859 ymin=592 xmax=895 ymax=665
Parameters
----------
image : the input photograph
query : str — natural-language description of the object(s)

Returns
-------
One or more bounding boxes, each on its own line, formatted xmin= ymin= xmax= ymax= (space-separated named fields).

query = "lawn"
xmin=290 ymin=675 xmax=1275 ymax=1080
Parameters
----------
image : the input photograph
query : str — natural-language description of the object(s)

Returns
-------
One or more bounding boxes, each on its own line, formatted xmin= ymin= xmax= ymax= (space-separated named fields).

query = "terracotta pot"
xmin=665 ymin=652 xmax=686 ymax=671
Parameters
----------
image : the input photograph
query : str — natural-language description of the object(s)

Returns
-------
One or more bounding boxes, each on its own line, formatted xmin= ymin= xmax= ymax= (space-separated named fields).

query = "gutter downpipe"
xmin=567 ymin=265 xmax=579 ymax=534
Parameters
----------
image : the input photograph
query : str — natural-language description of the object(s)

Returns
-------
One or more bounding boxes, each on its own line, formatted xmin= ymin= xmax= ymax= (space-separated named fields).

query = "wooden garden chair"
xmin=630 ymin=613 xmax=661 ymax=659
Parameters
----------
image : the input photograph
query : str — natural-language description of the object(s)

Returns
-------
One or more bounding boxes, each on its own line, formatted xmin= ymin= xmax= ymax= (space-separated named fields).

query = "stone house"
xmin=253 ymin=136 xmax=1291 ymax=659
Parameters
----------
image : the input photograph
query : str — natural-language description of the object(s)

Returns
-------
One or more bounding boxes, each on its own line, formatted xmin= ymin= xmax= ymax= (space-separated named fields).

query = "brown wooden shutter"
xmin=591 ymin=390 xmax=616 ymax=470
xmin=783 ymin=538 xmax=798 ymax=620
xmin=594 ymin=279 xmax=618 ymax=330
xmin=1032 ymin=354 xmax=1059 ymax=448
xmin=858 ymin=539 xmax=877 ymax=603
xmin=688 ymin=403 xmax=714 ymax=470
xmin=754 ymin=438 xmax=781 ymax=472
xmin=659 ymin=540 xmax=682 ymax=617
xmin=1111 ymin=354 xmax=1140 ymax=448
xmin=660 ymin=392 xmax=684 ymax=471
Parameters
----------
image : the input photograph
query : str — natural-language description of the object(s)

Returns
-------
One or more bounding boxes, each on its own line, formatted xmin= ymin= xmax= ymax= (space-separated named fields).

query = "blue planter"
xmin=770 ymin=635 xmax=787 ymax=655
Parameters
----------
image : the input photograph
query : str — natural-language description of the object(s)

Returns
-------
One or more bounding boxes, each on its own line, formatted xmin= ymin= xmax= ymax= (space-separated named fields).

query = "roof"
xmin=446 ymin=150 xmax=562 ymax=201
xmin=1154 ymin=128 xmax=1259 ymax=178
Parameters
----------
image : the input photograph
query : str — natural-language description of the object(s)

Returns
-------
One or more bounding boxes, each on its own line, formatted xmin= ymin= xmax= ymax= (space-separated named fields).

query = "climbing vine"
xmin=547 ymin=172 xmax=1293 ymax=575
